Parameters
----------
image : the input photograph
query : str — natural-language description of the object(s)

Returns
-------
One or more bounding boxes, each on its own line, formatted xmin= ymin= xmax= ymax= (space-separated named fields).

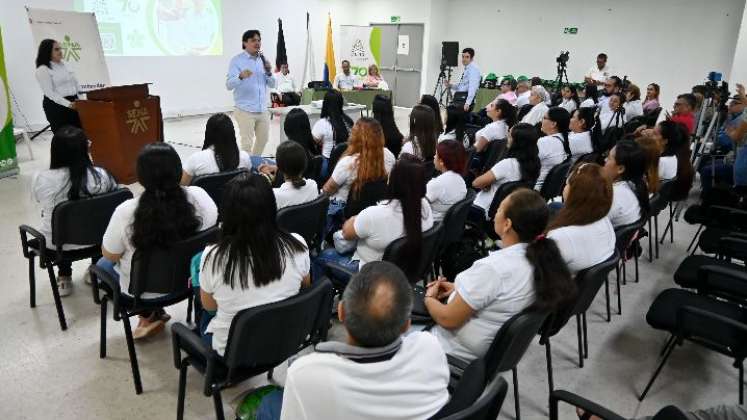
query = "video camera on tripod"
xmin=704 ymin=71 xmax=730 ymax=107
xmin=556 ymin=51 xmax=570 ymax=67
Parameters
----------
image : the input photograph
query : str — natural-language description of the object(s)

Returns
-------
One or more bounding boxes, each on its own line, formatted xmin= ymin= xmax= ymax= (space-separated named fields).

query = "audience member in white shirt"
xmin=568 ymin=108 xmax=596 ymax=162
xmin=181 ymin=113 xmax=252 ymax=185
xmin=333 ymin=60 xmax=360 ymax=90
xmin=599 ymin=93 xmax=625 ymax=134
xmin=472 ymin=123 xmax=540 ymax=219
xmin=515 ymin=79 xmax=532 ymax=108
xmin=312 ymin=155 xmax=434 ymax=285
xmin=270 ymin=262 xmax=450 ymax=420
xmin=35 ymin=39 xmax=83 ymax=132
xmin=198 ymin=173 xmax=310 ymax=355
xmin=427 ymin=189 xmax=574 ymax=361
xmin=546 ymin=163 xmax=615 ymax=274
xmin=99 ymin=143 xmax=218 ymax=339
xmin=559 ymin=85 xmax=580 ymax=114
xmin=474 ymin=99 xmax=516 ymax=153
xmin=427 ymin=140 xmax=468 ymax=222
xmin=521 ymin=86 xmax=550 ymax=125
xmin=579 ymin=83 xmax=599 ymax=109
xmin=536 ymin=107 xmax=572 ymax=190
xmin=273 ymin=63 xmax=298 ymax=93
xmin=602 ymin=139 xmax=650 ymax=227
xmin=400 ymin=105 xmax=438 ymax=161
xmin=598 ymin=76 xmax=622 ymax=111
xmin=584 ymin=53 xmax=612 ymax=86
xmin=258 ymin=141 xmax=320 ymax=210
xmin=654 ymin=120 xmax=694 ymax=195
xmin=31 ymin=126 xmax=117 ymax=296
xmin=313 ymin=91 xmax=354 ymax=177
xmin=624 ymin=84 xmax=644 ymax=122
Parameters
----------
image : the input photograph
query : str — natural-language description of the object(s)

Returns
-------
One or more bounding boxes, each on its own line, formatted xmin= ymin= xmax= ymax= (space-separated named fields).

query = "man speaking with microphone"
xmin=227 ymin=29 xmax=276 ymax=155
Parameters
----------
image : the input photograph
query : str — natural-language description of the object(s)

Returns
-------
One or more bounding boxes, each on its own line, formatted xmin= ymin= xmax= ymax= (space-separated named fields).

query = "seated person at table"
xmin=546 ymin=163 xmax=615 ymax=274
xmin=198 ymin=173 xmax=310 ymax=355
xmin=362 ymin=64 xmax=388 ymax=89
xmin=521 ymin=86 xmax=550 ymax=125
xmin=333 ymin=60 xmax=360 ymax=90
xmin=32 ymin=126 xmax=117 ymax=296
xmin=312 ymin=155 xmax=434 ymax=286
xmin=427 ymin=140 xmax=468 ymax=222
xmin=99 ymin=143 xmax=218 ymax=339
xmin=181 ymin=113 xmax=252 ymax=185
xmin=536 ymin=107 xmax=571 ymax=190
xmin=474 ymin=99 xmax=516 ymax=153
xmin=259 ymin=261 xmax=449 ymax=420
xmin=259 ymin=141 xmax=320 ymax=210
xmin=602 ymin=140 xmax=650 ymax=227
xmin=400 ymin=105 xmax=437 ymax=161
xmin=426 ymin=188 xmax=574 ymax=361
xmin=472 ymin=123 xmax=540 ymax=219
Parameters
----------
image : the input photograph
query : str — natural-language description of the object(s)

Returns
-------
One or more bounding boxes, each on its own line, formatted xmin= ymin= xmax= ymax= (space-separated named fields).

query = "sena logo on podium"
xmin=125 ymin=100 xmax=150 ymax=134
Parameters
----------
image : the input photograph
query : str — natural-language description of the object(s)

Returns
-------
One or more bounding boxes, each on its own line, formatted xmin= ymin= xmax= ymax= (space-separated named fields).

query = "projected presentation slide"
xmin=74 ymin=0 xmax=223 ymax=56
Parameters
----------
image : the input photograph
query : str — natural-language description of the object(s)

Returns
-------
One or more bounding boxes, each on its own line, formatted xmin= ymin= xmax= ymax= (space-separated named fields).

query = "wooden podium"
xmin=77 ymin=84 xmax=164 ymax=184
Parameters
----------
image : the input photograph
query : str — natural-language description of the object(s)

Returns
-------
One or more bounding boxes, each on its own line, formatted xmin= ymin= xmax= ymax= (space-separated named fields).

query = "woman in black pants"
xmin=34 ymin=39 xmax=82 ymax=132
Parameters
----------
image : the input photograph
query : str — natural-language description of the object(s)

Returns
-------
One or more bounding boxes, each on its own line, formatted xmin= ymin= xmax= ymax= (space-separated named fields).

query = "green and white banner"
xmin=0 ymin=27 xmax=18 ymax=179
xmin=339 ymin=25 xmax=382 ymax=77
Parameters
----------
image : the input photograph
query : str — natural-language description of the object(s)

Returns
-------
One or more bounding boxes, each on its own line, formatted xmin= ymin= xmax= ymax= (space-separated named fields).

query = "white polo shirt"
xmin=431 ymin=243 xmax=536 ymax=361
xmin=334 ymin=72 xmax=359 ymax=90
xmin=280 ymin=331 xmax=450 ymax=420
xmin=586 ymin=65 xmax=612 ymax=84
xmin=516 ymin=91 xmax=531 ymax=108
xmin=521 ymin=102 xmax=549 ymax=125
xmin=426 ymin=170 xmax=468 ymax=222
xmin=274 ymin=179 xmax=319 ymax=210
xmin=608 ymin=181 xmax=641 ymax=227
xmin=312 ymin=118 xmax=336 ymax=158
xmin=183 ymin=148 xmax=252 ymax=177
xmin=536 ymin=134 xmax=568 ymax=190
xmin=569 ymin=131 xmax=593 ymax=162
xmin=547 ymin=217 xmax=616 ymax=274
xmin=475 ymin=120 xmax=508 ymax=142
xmin=659 ymin=155 xmax=678 ymax=180
xmin=579 ymin=98 xmax=596 ymax=109
xmin=474 ymin=158 xmax=521 ymax=217
xmin=329 ymin=149 xmax=396 ymax=202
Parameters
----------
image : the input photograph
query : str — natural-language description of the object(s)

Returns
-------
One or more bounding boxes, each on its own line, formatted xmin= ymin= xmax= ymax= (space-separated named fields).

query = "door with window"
xmin=370 ymin=23 xmax=424 ymax=108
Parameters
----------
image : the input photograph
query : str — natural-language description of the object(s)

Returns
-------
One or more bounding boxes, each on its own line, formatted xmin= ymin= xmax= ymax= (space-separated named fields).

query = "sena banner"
xmin=338 ymin=25 xmax=382 ymax=77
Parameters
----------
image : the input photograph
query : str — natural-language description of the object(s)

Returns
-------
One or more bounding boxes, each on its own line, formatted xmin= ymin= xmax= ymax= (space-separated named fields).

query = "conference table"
xmin=270 ymin=103 xmax=367 ymax=143
xmin=301 ymin=88 xmax=392 ymax=113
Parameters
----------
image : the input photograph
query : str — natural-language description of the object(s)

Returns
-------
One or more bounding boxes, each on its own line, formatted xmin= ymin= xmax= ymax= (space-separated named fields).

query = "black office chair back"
xmin=614 ymin=219 xmax=644 ymax=255
xmin=431 ymin=358 xmax=509 ymax=420
xmin=327 ymin=143 xmax=349 ymax=175
xmin=719 ymin=236 xmax=747 ymax=263
xmin=484 ymin=306 xmax=550 ymax=377
xmin=306 ymin=154 xmax=324 ymax=184
xmin=540 ymin=159 xmax=572 ymax=201
xmin=649 ymin=179 xmax=676 ymax=216
xmin=343 ymin=177 xmax=388 ymax=219
xmin=129 ymin=227 xmax=218 ymax=298
xmin=440 ymin=190 xmax=476 ymax=250
xmin=222 ymin=279 xmax=333 ymax=379
xmin=487 ymin=180 xmax=531 ymax=220
xmin=383 ymin=223 xmax=444 ymax=283
xmin=51 ymin=188 xmax=133 ymax=250
xmin=423 ymin=160 xmax=437 ymax=181
xmin=464 ymin=124 xmax=482 ymax=147
xmin=480 ymin=139 xmax=508 ymax=174
xmin=277 ymin=194 xmax=329 ymax=252
xmin=191 ymin=168 xmax=248 ymax=210
xmin=697 ymin=265 xmax=747 ymax=305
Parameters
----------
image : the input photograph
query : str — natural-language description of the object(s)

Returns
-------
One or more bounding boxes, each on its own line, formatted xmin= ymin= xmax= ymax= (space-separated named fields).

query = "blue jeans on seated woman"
xmin=96 ymin=257 xmax=119 ymax=281
xmin=255 ymin=389 xmax=284 ymax=420
xmin=311 ymin=248 xmax=359 ymax=286
xmin=324 ymin=198 xmax=346 ymax=239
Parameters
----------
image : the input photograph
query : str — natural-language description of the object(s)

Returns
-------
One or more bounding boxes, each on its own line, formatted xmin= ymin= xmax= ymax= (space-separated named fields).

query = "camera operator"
xmin=584 ymin=53 xmax=612 ymax=86
xmin=445 ymin=48 xmax=480 ymax=112
xmin=700 ymin=91 xmax=746 ymax=195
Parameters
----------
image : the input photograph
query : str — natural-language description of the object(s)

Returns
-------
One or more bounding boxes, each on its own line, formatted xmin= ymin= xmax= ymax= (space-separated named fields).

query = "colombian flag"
xmin=323 ymin=14 xmax=336 ymax=84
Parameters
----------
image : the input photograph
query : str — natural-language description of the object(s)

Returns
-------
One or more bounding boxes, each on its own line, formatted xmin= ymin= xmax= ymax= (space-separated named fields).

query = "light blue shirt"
xmin=454 ymin=62 xmax=481 ymax=106
xmin=226 ymin=51 xmax=276 ymax=113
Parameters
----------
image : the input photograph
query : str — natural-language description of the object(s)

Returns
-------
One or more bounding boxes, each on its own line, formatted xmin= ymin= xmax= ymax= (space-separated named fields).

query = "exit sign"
xmin=390 ymin=16 xmax=401 ymax=23
xmin=564 ymin=27 xmax=578 ymax=34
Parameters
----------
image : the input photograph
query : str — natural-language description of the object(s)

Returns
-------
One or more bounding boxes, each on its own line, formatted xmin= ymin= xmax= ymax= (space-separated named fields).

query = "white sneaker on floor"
xmin=83 ymin=271 xmax=93 ymax=285
xmin=57 ymin=276 xmax=73 ymax=297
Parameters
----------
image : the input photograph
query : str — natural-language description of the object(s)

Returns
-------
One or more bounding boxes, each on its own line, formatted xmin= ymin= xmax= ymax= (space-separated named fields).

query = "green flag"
xmin=0 ymin=27 xmax=18 ymax=178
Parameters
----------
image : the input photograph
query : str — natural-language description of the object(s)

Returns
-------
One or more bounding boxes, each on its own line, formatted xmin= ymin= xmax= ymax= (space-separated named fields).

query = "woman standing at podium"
xmin=35 ymin=39 xmax=82 ymax=133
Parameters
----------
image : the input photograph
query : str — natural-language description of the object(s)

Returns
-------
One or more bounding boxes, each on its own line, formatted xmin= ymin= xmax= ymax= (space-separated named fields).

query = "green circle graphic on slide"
xmin=146 ymin=0 xmax=221 ymax=56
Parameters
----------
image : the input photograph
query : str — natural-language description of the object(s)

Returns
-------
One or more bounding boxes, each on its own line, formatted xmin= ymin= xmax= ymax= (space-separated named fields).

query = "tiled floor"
xmin=0 ymin=112 xmax=738 ymax=419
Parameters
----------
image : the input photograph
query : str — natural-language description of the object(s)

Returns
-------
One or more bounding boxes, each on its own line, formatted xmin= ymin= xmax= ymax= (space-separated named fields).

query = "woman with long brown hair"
xmin=546 ymin=163 xmax=616 ymax=274
xmin=401 ymin=104 xmax=437 ymax=161
xmin=635 ymin=135 xmax=663 ymax=194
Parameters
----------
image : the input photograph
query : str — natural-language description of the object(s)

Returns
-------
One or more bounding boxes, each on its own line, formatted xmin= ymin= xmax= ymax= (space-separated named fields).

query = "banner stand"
xmin=0 ymin=27 xmax=19 ymax=179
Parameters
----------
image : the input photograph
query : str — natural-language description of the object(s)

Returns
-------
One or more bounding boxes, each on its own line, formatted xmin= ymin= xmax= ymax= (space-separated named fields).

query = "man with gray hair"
xmin=258 ymin=261 xmax=450 ymax=420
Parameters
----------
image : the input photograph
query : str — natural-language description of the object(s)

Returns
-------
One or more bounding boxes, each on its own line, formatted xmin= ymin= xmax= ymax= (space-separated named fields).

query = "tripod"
xmin=553 ymin=62 xmax=569 ymax=94
xmin=434 ymin=65 xmax=453 ymax=107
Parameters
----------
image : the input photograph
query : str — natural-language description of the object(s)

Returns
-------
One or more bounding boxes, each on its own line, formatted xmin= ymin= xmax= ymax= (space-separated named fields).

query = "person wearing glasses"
xmin=35 ymin=39 xmax=83 ymax=133
xmin=669 ymin=93 xmax=697 ymax=135
xmin=226 ymin=30 xmax=276 ymax=156
xmin=598 ymin=76 xmax=622 ymax=111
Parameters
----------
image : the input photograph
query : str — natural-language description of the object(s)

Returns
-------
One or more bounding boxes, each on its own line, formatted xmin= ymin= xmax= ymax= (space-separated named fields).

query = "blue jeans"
xmin=250 ymin=156 xmax=275 ymax=170
xmin=311 ymin=248 xmax=359 ymax=286
xmin=325 ymin=198 xmax=346 ymax=238
xmin=96 ymin=257 xmax=119 ymax=281
xmin=735 ymin=145 xmax=747 ymax=186
xmin=320 ymin=157 xmax=330 ymax=180
xmin=256 ymin=389 xmax=284 ymax=420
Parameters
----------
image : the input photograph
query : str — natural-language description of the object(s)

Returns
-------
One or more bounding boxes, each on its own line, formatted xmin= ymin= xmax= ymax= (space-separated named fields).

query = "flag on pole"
xmin=301 ymin=12 xmax=316 ymax=87
xmin=0 ymin=27 xmax=18 ymax=179
xmin=323 ymin=14 xmax=336 ymax=84
xmin=275 ymin=18 xmax=287 ymax=72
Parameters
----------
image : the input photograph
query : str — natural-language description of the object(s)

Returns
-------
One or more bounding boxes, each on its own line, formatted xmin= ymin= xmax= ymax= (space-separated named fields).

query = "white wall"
xmin=731 ymin=4 xmax=747 ymax=85
xmin=441 ymin=0 xmax=745 ymax=107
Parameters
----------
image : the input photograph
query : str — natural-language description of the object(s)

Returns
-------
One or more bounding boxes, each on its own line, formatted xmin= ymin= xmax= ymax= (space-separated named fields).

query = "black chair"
xmin=647 ymin=179 xmax=675 ymax=260
xmin=640 ymin=266 xmax=747 ymax=404
xmin=306 ymin=154 xmax=324 ymax=184
xmin=487 ymin=180 xmax=532 ymax=221
xmin=695 ymin=206 xmax=747 ymax=256
xmin=434 ymin=190 xmax=476 ymax=274
xmin=89 ymin=227 xmax=218 ymax=394
xmin=19 ymin=188 xmax=133 ymax=330
xmin=612 ymin=219 xmax=645 ymax=317
xmin=550 ymin=390 xmax=628 ymax=420
xmin=448 ymin=307 xmax=550 ymax=420
xmin=539 ymin=159 xmax=572 ymax=202
xmin=191 ymin=168 xmax=248 ymax=212
xmin=277 ymin=194 xmax=330 ymax=254
xmin=172 ymin=279 xmax=333 ymax=420
xmin=431 ymin=357 xmax=509 ymax=420
xmin=342 ymin=177 xmax=388 ymax=219
xmin=540 ymin=252 xmax=620 ymax=394
xmin=480 ymin=139 xmax=508 ymax=174
xmin=674 ymin=236 xmax=747 ymax=289
xmin=323 ymin=142 xmax=349 ymax=183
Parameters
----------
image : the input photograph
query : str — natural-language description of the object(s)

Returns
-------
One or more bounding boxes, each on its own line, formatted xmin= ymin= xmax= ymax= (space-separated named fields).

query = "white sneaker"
xmin=57 ymin=276 xmax=73 ymax=297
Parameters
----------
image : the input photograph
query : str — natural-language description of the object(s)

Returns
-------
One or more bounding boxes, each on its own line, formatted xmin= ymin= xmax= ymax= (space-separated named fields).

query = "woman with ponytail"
xmin=426 ymin=188 xmax=574 ymax=361
xmin=602 ymin=139 xmax=650 ymax=227
xmin=267 ymin=141 xmax=319 ymax=210
xmin=547 ymin=163 xmax=615 ymax=274
xmin=474 ymin=99 xmax=517 ymax=153
xmin=99 ymin=143 xmax=218 ymax=339
xmin=536 ymin=107 xmax=572 ymax=189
